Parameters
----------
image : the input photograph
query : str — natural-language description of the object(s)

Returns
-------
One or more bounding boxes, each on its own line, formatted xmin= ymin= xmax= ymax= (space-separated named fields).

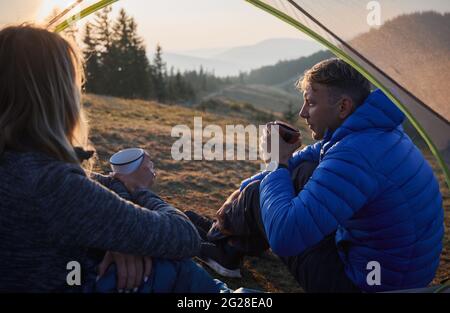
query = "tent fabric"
xmin=247 ymin=0 xmax=450 ymax=189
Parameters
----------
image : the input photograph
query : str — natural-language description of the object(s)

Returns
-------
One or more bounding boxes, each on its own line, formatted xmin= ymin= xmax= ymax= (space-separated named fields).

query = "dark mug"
xmin=266 ymin=120 xmax=301 ymax=144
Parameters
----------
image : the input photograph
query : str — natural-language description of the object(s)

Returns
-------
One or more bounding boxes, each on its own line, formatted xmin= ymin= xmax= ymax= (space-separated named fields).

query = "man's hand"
xmin=273 ymin=127 xmax=302 ymax=165
xmin=261 ymin=126 xmax=302 ymax=166
xmin=97 ymin=251 xmax=153 ymax=293
xmin=113 ymin=151 xmax=156 ymax=193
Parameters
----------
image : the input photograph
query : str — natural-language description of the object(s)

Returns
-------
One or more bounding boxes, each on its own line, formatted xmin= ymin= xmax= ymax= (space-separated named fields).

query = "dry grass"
xmin=84 ymin=93 xmax=449 ymax=292
xmin=427 ymin=155 xmax=450 ymax=287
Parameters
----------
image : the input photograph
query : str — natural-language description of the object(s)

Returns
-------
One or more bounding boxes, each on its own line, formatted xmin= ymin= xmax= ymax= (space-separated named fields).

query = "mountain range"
xmin=153 ymin=38 xmax=322 ymax=76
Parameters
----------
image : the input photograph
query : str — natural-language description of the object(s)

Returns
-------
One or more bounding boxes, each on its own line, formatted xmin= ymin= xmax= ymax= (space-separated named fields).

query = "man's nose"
xmin=299 ymin=103 xmax=308 ymax=119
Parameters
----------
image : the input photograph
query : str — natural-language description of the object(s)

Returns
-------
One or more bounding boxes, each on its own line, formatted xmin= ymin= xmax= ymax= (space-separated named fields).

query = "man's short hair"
xmin=296 ymin=58 xmax=371 ymax=106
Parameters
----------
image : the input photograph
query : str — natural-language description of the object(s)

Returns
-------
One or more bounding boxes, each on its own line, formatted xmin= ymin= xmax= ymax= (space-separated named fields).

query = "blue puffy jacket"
xmin=242 ymin=89 xmax=444 ymax=292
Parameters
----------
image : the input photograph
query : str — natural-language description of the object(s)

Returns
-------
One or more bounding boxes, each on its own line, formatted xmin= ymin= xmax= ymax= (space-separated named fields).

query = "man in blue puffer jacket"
xmin=188 ymin=58 xmax=444 ymax=292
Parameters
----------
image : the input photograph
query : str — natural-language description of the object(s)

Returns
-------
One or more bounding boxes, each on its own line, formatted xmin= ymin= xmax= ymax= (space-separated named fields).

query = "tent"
xmin=2 ymin=0 xmax=448 ymax=189
xmin=0 ymin=0 xmax=449 ymax=293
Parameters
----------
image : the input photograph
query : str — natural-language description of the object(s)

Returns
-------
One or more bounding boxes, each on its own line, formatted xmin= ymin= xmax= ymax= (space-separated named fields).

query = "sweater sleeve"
xmin=33 ymin=162 xmax=200 ymax=260
xmin=260 ymin=148 xmax=378 ymax=257
xmin=89 ymin=172 xmax=132 ymax=201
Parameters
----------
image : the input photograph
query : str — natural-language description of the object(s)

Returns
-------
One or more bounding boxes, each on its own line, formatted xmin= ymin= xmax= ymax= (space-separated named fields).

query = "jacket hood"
xmin=321 ymin=89 xmax=406 ymax=155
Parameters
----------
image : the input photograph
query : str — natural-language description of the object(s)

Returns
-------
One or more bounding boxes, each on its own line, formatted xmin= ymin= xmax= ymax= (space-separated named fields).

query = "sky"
xmin=0 ymin=0 xmax=309 ymax=51
xmin=0 ymin=0 xmax=448 ymax=51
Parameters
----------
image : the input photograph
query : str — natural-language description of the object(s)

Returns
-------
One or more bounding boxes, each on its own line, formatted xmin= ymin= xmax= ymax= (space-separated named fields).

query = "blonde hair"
xmin=296 ymin=58 xmax=371 ymax=106
xmin=0 ymin=24 xmax=92 ymax=165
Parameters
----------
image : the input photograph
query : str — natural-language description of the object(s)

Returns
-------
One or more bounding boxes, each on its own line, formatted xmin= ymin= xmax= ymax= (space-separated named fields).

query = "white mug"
xmin=109 ymin=148 xmax=145 ymax=175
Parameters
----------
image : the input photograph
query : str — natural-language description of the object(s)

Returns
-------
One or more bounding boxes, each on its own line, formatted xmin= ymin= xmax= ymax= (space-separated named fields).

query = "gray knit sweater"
xmin=0 ymin=151 xmax=201 ymax=292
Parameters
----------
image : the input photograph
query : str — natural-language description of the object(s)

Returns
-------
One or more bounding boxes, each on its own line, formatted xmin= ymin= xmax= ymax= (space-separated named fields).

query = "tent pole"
xmin=53 ymin=0 xmax=119 ymax=33
xmin=245 ymin=0 xmax=450 ymax=191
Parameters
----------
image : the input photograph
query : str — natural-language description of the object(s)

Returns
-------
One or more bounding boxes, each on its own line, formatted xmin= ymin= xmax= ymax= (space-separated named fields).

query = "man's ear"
xmin=339 ymin=97 xmax=355 ymax=119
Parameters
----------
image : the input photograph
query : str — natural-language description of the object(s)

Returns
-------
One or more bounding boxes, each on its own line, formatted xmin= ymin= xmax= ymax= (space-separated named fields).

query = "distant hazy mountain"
xmin=156 ymin=38 xmax=322 ymax=77
xmin=213 ymin=38 xmax=322 ymax=69
xmin=161 ymin=53 xmax=241 ymax=76
xmin=176 ymin=47 xmax=231 ymax=59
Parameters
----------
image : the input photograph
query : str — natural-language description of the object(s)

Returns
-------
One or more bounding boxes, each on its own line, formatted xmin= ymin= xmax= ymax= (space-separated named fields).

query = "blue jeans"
xmin=83 ymin=258 xmax=231 ymax=293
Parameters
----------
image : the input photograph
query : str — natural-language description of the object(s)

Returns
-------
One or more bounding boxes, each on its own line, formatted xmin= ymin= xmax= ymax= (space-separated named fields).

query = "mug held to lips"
xmin=266 ymin=120 xmax=301 ymax=144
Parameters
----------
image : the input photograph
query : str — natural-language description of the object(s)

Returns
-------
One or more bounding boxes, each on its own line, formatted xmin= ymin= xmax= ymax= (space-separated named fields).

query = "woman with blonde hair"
xmin=0 ymin=24 xmax=227 ymax=293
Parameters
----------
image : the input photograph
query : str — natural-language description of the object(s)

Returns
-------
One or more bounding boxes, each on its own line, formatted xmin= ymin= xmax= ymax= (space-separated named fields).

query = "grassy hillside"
xmin=204 ymin=50 xmax=333 ymax=114
xmin=205 ymin=84 xmax=301 ymax=114
xmin=85 ymin=94 xmax=449 ymax=292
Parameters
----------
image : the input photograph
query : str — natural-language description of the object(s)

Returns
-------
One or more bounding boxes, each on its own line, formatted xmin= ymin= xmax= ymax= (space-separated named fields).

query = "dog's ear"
xmin=74 ymin=147 xmax=95 ymax=162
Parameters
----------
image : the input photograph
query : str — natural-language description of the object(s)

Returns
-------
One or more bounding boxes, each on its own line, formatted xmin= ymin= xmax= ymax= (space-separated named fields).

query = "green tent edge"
xmin=54 ymin=0 xmax=118 ymax=33
xmin=246 ymin=0 xmax=450 ymax=190
xmin=53 ymin=0 xmax=449 ymax=190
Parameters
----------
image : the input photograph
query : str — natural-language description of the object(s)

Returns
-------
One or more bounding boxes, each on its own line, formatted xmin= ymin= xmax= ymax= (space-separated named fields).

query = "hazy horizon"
xmin=1 ymin=0 xmax=313 ymax=51
xmin=1 ymin=0 xmax=448 ymax=52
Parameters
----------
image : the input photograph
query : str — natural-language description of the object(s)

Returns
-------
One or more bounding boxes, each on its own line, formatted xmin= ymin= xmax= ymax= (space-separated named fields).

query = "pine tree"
xmin=83 ymin=22 xmax=101 ymax=93
xmin=128 ymin=18 xmax=152 ymax=99
xmin=103 ymin=8 xmax=152 ymax=99
xmin=92 ymin=6 xmax=115 ymax=95
xmin=184 ymin=81 xmax=196 ymax=103
xmin=166 ymin=67 xmax=177 ymax=101
xmin=174 ymin=70 xmax=185 ymax=101
xmin=199 ymin=66 xmax=207 ymax=91
xmin=153 ymin=44 xmax=167 ymax=103
xmin=80 ymin=7 xmax=208 ymax=102
xmin=110 ymin=8 xmax=133 ymax=98
xmin=94 ymin=6 xmax=113 ymax=51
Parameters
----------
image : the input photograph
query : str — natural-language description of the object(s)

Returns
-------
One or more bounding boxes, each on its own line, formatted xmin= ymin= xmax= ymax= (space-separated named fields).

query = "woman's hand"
xmin=97 ymin=251 xmax=153 ymax=293
xmin=113 ymin=151 xmax=156 ymax=193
